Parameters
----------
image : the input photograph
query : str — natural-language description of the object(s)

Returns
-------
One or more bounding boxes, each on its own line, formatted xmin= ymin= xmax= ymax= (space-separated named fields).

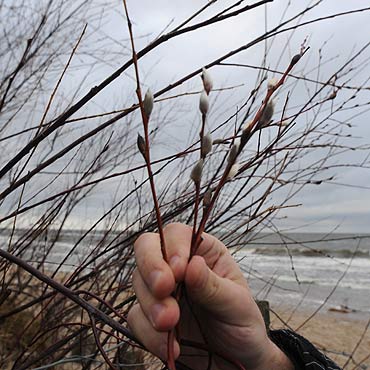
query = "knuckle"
xmin=204 ymin=275 xmax=221 ymax=303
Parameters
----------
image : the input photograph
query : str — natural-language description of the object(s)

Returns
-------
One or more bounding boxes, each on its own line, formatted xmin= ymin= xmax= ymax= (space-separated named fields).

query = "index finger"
xmin=134 ymin=223 xmax=193 ymax=300
xmin=135 ymin=222 xmax=199 ymax=298
xmin=161 ymin=223 xmax=236 ymax=281
xmin=134 ymin=232 xmax=175 ymax=299
xmin=134 ymin=223 xmax=243 ymax=298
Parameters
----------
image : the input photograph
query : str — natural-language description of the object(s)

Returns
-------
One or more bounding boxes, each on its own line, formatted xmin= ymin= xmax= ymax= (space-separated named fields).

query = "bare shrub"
xmin=0 ymin=1 xmax=369 ymax=369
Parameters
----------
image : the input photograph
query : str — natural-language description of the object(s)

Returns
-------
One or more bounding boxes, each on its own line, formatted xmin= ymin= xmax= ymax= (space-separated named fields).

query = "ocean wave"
xmin=251 ymin=247 xmax=370 ymax=258
xmin=273 ymin=276 xmax=370 ymax=290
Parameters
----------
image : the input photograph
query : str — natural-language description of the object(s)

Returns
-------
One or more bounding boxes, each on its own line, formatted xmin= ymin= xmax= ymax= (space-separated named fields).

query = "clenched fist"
xmin=127 ymin=223 xmax=293 ymax=370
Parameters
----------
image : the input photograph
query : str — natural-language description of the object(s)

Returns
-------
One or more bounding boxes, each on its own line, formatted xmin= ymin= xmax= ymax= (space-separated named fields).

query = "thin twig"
xmin=122 ymin=0 xmax=168 ymax=262
xmin=191 ymin=52 xmax=305 ymax=254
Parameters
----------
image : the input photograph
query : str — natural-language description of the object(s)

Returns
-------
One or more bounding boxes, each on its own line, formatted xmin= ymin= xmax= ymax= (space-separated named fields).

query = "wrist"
xmin=211 ymin=336 xmax=294 ymax=370
xmin=250 ymin=338 xmax=295 ymax=370
xmin=178 ymin=338 xmax=294 ymax=370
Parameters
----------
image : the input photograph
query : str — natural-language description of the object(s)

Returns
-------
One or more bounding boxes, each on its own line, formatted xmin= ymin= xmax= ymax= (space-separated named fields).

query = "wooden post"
xmin=256 ymin=300 xmax=270 ymax=330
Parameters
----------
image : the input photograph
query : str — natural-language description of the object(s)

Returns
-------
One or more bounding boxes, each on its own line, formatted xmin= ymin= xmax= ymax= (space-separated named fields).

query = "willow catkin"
xmin=258 ymin=99 xmax=275 ymax=128
xmin=143 ymin=89 xmax=154 ymax=118
xmin=227 ymin=138 xmax=240 ymax=164
xmin=199 ymin=90 xmax=209 ymax=115
xmin=201 ymin=68 xmax=213 ymax=95
xmin=267 ymin=77 xmax=279 ymax=90
xmin=137 ymin=133 xmax=145 ymax=157
xmin=201 ymin=133 xmax=213 ymax=158
xmin=190 ymin=159 xmax=204 ymax=184
xmin=227 ymin=163 xmax=240 ymax=180
xmin=203 ymin=189 xmax=212 ymax=208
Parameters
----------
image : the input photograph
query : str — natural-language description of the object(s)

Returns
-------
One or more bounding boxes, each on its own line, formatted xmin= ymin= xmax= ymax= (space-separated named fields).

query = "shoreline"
xmin=270 ymin=304 xmax=370 ymax=369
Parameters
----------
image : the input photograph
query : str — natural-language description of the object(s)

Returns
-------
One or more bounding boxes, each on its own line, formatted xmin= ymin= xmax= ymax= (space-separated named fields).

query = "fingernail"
xmin=151 ymin=303 xmax=165 ymax=327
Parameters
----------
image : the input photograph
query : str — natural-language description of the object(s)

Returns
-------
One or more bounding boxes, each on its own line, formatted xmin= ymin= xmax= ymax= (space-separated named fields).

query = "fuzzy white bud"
xmin=267 ymin=77 xmax=279 ymax=90
xmin=234 ymin=137 xmax=240 ymax=148
xmin=227 ymin=163 xmax=240 ymax=180
xmin=137 ymin=133 xmax=145 ymax=157
xmin=190 ymin=159 xmax=204 ymax=184
xmin=227 ymin=138 xmax=240 ymax=164
xmin=143 ymin=89 xmax=154 ymax=118
xmin=203 ymin=189 xmax=212 ymax=208
xmin=199 ymin=90 xmax=209 ymax=115
xmin=242 ymin=120 xmax=253 ymax=132
xmin=258 ymin=99 xmax=275 ymax=128
xmin=201 ymin=68 xmax=213 ymax=95
xmin=201 ymin=133 xmax=213 ymax=158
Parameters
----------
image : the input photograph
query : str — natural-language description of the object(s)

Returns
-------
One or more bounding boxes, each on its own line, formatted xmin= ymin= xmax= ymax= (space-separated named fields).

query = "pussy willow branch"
xmin=0 ymin=84 xmax=243 ymax=143
xmin=1 ymin=2 xmax=368 ymax=366
xmin=122 ymin=0 xmax=168 ymax=262
xmin=122 ymin=1 xmax=174 ymax=369
xmin=207 ymin=106 xmax=293 ymax=231
xmin=191 ymin=52 xmax=306 ymax=255
xmin=1 ymin=6 xmax=368 ymax=203
xmin=192 ymin=112 xmax=208 ymax=241
xmin=0 ymin=0 xmax=272 ymax=181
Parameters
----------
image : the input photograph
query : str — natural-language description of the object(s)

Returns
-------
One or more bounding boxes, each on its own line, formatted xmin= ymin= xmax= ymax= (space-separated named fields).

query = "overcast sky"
xmin=3 ymin=0 xmax=370 ymax=233
xmin=83 ymin=0 xmax=370 ymax=233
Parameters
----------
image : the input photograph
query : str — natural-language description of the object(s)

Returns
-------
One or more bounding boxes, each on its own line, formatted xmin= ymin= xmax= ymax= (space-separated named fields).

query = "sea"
xmin=1 ymin=229 xmax=369 ymax=318
xmin=231 ymin=232 xmax=370 ymax=319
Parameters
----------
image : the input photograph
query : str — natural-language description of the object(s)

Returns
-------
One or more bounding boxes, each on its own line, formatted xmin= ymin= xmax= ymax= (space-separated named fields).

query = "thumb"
xmin=185 ymin=256 xmax=257 ymax=325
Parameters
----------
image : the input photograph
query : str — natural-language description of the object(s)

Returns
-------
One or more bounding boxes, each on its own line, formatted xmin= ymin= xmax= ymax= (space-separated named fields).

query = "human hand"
xmin=127 ymin=223 xmax=293 ymax=370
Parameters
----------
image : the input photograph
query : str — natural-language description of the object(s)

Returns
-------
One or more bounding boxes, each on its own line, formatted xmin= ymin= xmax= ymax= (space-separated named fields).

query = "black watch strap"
xmin=269 ymin=329 xmax=342 ymax=370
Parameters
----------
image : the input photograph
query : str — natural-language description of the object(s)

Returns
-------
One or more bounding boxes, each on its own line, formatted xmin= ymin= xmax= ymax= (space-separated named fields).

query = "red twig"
xmin=121 ymin=1 xmax=174 ymax=368
xmin=89 ymin=312 xmax=117 ymax=370
xmin=0 ymin=248 xmax=137 ymax=342
xmin=191 ymin=50 xmax=307 ymax=255
xmin=122 ymin=0 xmax=167 ymax=262
xmin=76 ymin=289 xmax=126 ymax=321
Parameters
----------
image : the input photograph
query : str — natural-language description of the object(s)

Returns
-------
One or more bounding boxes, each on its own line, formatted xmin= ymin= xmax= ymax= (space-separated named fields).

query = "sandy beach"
xmin=271 ymin=306 xmax=370 ymax=369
